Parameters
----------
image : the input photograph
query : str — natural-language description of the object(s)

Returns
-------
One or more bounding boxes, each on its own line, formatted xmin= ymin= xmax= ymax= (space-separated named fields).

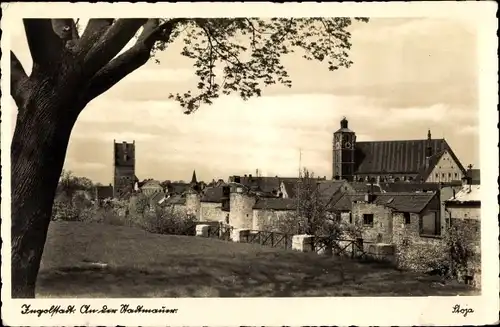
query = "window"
xmin=448 ymin=173 xmax=451 ymax=178
xmin=403 ymin=212 xmax=411 ymax=224
xmin=441 ymin=173 xmax=445 ymax=178
xmin=454 ymin=173 xmax=458 ymax=178
xmin=435 ymin=173 xmax=439 ymax=178
xmin=363 ymin=214 xmax=374 ymax=226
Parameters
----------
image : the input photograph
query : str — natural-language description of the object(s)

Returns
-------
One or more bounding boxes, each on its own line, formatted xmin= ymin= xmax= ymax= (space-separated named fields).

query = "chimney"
xmin=365 ymin=178 xmax=376 ymax=202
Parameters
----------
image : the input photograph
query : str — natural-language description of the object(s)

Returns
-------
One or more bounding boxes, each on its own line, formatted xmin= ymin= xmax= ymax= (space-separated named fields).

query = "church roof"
xmin=354 ymin=138 xmax=465 ymax=176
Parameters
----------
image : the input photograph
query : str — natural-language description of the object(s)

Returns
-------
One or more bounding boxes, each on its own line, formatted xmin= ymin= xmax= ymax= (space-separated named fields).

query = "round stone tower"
xmin=185 ymin=189 xmax=201 ymax=220
xmin=229 ymin=185 xmax=256 ymax=229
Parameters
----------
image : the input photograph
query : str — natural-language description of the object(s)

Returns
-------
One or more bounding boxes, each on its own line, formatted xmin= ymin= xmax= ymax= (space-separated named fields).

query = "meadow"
xmin=37 ymin=221 xmax=478 ymax=297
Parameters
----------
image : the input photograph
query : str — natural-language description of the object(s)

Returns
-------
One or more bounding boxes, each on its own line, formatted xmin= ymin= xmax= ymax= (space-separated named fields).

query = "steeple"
xmin=340 ymin=116 xmax=348 ymax=129
xmin=190 ymin=170 xmax=198 ymax=184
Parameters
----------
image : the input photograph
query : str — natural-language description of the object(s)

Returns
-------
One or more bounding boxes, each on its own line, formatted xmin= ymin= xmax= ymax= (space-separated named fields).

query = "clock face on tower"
xmin=345 ymin=142 xmax=351 ymax=149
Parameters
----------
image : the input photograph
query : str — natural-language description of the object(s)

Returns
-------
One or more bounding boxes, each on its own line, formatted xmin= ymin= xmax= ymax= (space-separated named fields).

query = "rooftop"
xmin=332 ymin=192 xmax=437 ymax=214
xmin=446 ymin=185 xmax=481 ymax=203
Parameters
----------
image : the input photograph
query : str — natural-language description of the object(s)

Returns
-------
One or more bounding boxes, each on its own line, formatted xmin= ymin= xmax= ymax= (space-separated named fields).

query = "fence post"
xmin=271 ymin=232 xmax=274 ymax=247
xmin=351 ymin=241 xmax=355 ymax=258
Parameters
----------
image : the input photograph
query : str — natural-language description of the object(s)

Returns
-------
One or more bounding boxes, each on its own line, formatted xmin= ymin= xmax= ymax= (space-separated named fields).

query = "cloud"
xmin=66 ymin=92 xmax=478 ymax=183
xmin=71 ymin=130 xmax=159 ymax=142
xmin=456 ymin=125 xmax=479 ymax=135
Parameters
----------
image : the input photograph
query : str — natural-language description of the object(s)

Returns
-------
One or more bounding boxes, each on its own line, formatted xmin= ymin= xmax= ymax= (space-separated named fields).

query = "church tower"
xmin=113 ymin=140 xmax=136 ymax=198
xmin=332 ymin=117 xmax=356 ymax=181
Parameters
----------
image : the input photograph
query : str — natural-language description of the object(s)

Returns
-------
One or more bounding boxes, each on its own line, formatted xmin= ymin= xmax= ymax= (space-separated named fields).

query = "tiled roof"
xmin=149 ymin=191 xmax=166 ymax=204
xmin=95 ymin=185 xmax=113 ymax=200
xmin=379 ymin=182 xmax=441 ymax=193
xmin=354 ymin=138 xmax=465 ymax=175
xmin=371 ymin=193 xmax=437 ymax=213
xmin=317 ymin=180 xmax=348 ymax=202
xmin=332 ymin=192 xmax=437 ymax=214
xmin=229 ymin=176 xmax=301 ymax=193
xmin=201 ymin=186 xmax=224 ymax=203
xmin=253 ymin=198 xmax=297 ymax=210
xmin=348 ymin=182 xmax=383 ymax=193
xmin=167 ymin=183 xmax=191 ymax=195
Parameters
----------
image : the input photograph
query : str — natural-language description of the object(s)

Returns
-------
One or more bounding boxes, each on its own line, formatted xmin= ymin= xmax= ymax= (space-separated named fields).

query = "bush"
xmin=51 ymin=200 xmax=80 ymax=221
xmin=139 ymin=206 xmax=198 ymax=235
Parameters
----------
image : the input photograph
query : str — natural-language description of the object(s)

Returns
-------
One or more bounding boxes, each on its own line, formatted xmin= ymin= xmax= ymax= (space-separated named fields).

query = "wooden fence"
xmin=207 ymin=224 xmax=233 ymax=241
xmin=243 ymin=230 xmax=294 ymax=250
xmin=312 ymin=235 xmax=368 ymax=259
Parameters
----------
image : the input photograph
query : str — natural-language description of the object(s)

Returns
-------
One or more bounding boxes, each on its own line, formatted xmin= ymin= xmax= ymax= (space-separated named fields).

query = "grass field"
xmin=37 ymin=221 xmax=478 ymax=297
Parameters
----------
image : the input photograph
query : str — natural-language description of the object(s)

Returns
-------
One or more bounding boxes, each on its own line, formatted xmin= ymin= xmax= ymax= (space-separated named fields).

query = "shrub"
xmin=445 ymin=222 xmax=478 ymax=278
xmin=139 ymin=206 xmax=198 ymax=235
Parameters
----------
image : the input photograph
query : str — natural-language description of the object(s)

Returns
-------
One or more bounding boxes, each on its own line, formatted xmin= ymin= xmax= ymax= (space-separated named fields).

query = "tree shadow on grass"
xmin=36 ymin=253 xmax=477 ymax=298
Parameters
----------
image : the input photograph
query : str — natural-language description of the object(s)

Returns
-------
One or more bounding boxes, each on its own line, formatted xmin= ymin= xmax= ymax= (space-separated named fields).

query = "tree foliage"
xmin=12 ymin=17 xmax=368 ymax=116
xmin=263 ymin=168 xmax=344 ymax=236
xmin=57 ymin=170 xmax=94 ymax=202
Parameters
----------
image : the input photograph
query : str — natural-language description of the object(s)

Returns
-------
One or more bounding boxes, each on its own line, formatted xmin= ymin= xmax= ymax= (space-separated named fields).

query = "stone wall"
xmin=351 ymin=201 xmax=393 ymax=243
xmin=252 ymin=208 xmax=293 ymax=231
xmin=392 ymin=211 xmax=446 ymax=271
xmin=229 ymin=191 xmax=256 ymax=229
xmin=200 ymin=202 xmax=226 ymax=222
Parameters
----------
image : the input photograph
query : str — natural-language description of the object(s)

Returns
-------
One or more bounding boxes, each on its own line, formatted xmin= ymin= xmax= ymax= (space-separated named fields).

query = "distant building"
xmin=332 ymin=117 xmax=467 ymax=183
xmin=141 ymin=179 xmax=163 ymax=196
xmin=113 ymin=140 xmax=136 ymax=198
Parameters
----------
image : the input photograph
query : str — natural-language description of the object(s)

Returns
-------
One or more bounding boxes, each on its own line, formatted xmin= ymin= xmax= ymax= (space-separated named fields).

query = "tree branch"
xmin=23 ymin=19 xmax=64 ymax=67
xmin=10 ymin=51 xmax=30 ymax=109
xmin=77 ymin=19 xmax=114 ymax=54
xmin=83 ymin=18 xmax=185 ymax=103
xmin=83 ymin=19 xmax=149 ymax=76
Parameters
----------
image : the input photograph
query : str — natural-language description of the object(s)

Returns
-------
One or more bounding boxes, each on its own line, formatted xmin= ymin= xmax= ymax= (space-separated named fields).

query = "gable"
xmin=423 ymin=148 xmax=467 ymax=182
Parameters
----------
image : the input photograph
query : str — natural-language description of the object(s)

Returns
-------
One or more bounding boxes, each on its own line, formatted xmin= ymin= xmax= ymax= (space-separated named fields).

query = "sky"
xmin=8 ymin=17 xmax=479 ymax=184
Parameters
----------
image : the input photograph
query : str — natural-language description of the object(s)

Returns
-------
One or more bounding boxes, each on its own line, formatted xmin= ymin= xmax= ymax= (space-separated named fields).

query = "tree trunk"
xmin=11 ymin=88 xmax=81 ymax=298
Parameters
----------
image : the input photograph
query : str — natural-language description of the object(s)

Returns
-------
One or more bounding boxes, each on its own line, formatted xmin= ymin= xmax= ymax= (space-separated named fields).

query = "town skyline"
xmin=8 ymin=17 xmax=479 ymax=184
